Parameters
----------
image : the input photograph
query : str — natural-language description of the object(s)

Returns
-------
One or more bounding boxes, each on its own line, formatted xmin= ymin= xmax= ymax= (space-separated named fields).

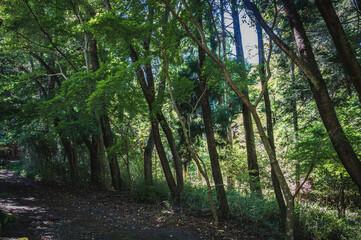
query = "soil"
xmin=0 ymin=169 xmax=251 ymax=240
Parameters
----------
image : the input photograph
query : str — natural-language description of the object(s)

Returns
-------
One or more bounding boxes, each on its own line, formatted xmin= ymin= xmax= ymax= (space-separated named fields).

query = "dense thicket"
xmin=1 ymin=0 xmax=361 ymax=239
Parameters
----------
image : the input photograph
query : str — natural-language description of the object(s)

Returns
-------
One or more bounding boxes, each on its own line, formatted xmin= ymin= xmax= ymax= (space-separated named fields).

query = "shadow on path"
xmin=0 ymin=170 xmax=203 ymax=240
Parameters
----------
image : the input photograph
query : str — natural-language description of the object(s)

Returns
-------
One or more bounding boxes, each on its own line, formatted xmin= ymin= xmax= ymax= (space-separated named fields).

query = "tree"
xmin=315 ymin=0 xmax=361 ymax=102
xmin=231 ymin=0 xmax=262 ymax=195
xmin=243 ymin=0 xmax=361 ymax=195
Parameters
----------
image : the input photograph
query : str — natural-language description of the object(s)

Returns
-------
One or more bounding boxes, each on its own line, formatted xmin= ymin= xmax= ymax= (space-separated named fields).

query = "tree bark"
xmin=315 ymin=0 xmax=361 ymax=102
xmin=231 ymin=0 xmax=262 ymax=195
xmin=82 ymin=135 xmax=105 ymax=187
xmin=101 ymin=115 xmax=122 ymax=191
xmin=27 ymin=52 xmax=80 ymax=183
xmin=256 ymin=22 xmax=286 ymax=218
xmin=152 ymin=120 xmax=178 ymax=199
xmin=129 ymin=45 xmax=178 ymax=199
xmin=290 ymin=62 xmax=301 ymax=203
xmin=157 ymin=113 xmax=184 ymax=197
xmin=144 ymin=61 xmax=184 ymax=198
xmin=281 ymin=0 xmax=361 ymax=193
xmin=60 ymin=137 xmax=79 ymax=182
xmin=198 ymin=45 xmax=229 ymax=217
xmin=103 ymin=0 xmax=112 ymax=12
xmin=88 ymin=36 xmax=107 ymax=189
xmin=144 ymin=128 xmax=154 ymax=186
xmin=89 ymin=32 xmax=122 ymax=190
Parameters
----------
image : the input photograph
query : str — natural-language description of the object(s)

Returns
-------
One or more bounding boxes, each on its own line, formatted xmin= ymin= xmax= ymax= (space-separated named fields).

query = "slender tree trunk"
xmin=198 ymin=45 xmax=229 ymax=217
xmin=220 ymin=0 xmax=227 ymax=60
xmin=86 ymin=137 xmax=105 ymax=187
xmin=152 ymin=121 xmax=178 ymax=198
xmin=90 ymin=34 xmax=122 ymax=190
xmin=87 ymin=37 xmax=107 ymax=188
xmin=60 ymin=137 xmax=79 ymax=182
xmin=256 ymin=22 xmax=286 ymax=218
xmin=129 ymin=45 xmax=178 ymax=199
xmin=157 ymin=113 xmax=184 ymax=197
xmin=162 ymin=1 xmax=296 ymax=238
xmin=231 ymin=0 xmax=262 ymax=195
xmin=243 ymin=0 xmax=361 ymax=194
xmin=101 ymin=115 xmax=122 ymax=190
xmin=28 ymin=51 xmax=80 ymax=183
xmin=290 ymin=62 xmax=301 ymax=203
xmin=315 ymin=0 xmax=361 ymax=102
xmin=144 ymin=61 xmax=184 ymax=198
xmin=357 ymin=0 xmax=361 ymax=10
xmin=162 ymin=49 xmax=219 ymax=224
xmin=103 ymin=0 xmax=112 ymax=12
xmin=281 ymin=0 xmax=361 ymax=193
xmin=144 ymin=128 xmax=154 ymax=186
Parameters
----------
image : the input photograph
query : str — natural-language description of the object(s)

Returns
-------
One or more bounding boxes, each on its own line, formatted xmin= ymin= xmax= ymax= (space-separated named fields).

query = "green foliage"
xmin=295 ymin=203 xmax=361 ymax=240
xmin=0 ymin=210 xmax=17 ymax=228
xmin=172 ymin=76 xmax=195 ymax=104
xmin=132 ymin=177 xmax=171 ymax=203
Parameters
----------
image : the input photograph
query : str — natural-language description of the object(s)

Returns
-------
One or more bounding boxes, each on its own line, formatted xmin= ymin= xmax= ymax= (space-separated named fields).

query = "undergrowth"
xmin=3 ymin=161 xmax=361 ymax=239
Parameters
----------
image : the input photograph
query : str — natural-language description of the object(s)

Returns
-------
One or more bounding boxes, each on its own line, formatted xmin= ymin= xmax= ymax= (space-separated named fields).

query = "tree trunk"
xmin=90 ymin=34 xmax=122 ymax=190
xmin=315 ymin=0 xmax=361 ymax=102
xmin=152 ymin=121 xmax=178 ymax=198
xmin=232 ymin=0 xmax=262 ymax=195
xmin=162 ymin=1 xmax=296 ymax=238
xmin=243 ymin=0 xmax=361 ymax=194
xmin=144 ymin=128 xmax=154 ymax=186
xmin=290 ymin=62 xmax=301 ymax=203
xmin=60 ymin=137 xmax=79 ymax=182
xmin=86 ymin=137 xmax=105 ymax=188
xmin=256 ymin=22 xmax=286 ymax=218
xmin=198 ymin=45 xmax=229 ymax=217
xmin=220 ymin=0 xmax=227 ymax=59
xmin=101 ymin=115 xmax=122 ymax=190
xmin=157 ymin=113 xmax=184 ymax=197
xmin=103 ymin=0 xmax=112 ymax=12
xmin=129 ymin=45 xmax=178 ymax=199
xmin=281 ymin=0 xmax=361 ymax=193
xmin=144 ymin=61 xmax=184 ymax=198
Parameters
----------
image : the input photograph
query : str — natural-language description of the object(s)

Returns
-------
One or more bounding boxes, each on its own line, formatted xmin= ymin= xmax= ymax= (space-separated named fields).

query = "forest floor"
xmin=0 ymin=168 xmax=255 ymax=240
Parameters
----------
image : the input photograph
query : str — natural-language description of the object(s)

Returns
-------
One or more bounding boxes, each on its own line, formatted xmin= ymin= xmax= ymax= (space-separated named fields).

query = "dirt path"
xmin=0 ymin=170 xmax=244 ymax=240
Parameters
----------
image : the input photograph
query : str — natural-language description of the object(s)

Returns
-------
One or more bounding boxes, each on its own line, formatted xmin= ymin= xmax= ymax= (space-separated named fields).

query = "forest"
xmin=0 ymin=0 xmax=361 ymax=239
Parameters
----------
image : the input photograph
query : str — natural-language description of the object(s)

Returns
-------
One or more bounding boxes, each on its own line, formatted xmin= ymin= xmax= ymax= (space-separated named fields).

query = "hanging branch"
xmin=25 ymin=0 xmax=79 ymax=72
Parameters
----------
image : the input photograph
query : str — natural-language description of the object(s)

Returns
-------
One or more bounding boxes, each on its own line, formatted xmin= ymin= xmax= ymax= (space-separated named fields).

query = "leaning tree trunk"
xmin=198 ymin=45 xmax=229 ymax=217
xmin=160 ymin=1 xmax=299 ymax=237
xmin=151 ymin=120 xmax=178 ymax=198
xmin=315 ymin=0 xmax=361 ymax=102
xmin=256 ymin=22 xmax=286 ymax=218
xmin=281 ymin=0 xmax=361 ymax=193
xmin=231 ymin=0 xmax=262 ymax=195
xmin=157 ymin=113 xmax=184 ymax=198
xmin=144 ymin=128 xmax=154 ymax=186
xmin=243 ymin=0 xmax=361 ymax=194
xmin=129 ymin=45 xmax=179 ymax=199
xmin=144 ymin=62 xmax=184 ymax=199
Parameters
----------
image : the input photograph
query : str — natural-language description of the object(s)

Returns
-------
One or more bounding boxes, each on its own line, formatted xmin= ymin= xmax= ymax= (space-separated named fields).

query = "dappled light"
xmin=1 ymin=0 xmax=361 ymax=239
